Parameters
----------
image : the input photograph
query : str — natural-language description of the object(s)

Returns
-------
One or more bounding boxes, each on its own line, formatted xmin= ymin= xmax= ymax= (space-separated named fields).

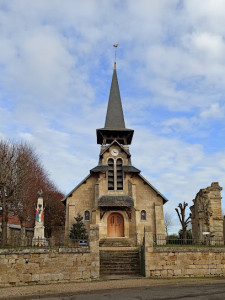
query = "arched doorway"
xmin=107 ymin=213 xmax=124 ymax=237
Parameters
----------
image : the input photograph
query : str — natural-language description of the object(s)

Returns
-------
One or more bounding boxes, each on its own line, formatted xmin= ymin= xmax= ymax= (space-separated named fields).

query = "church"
xmin=63 ymin=62 xmax=167 ymax=246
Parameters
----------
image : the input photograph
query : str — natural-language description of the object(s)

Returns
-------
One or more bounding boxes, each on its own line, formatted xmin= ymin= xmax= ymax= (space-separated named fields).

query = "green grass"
xmin=154 ymin=244 xmax=225 ymax=248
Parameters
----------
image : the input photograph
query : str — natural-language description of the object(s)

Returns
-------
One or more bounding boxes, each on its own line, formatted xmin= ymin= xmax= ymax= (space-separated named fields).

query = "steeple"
xmin=96 ymin=63 xmax=134 ymax=146
xmin=104 ymin=62 xmax=125 ymax=129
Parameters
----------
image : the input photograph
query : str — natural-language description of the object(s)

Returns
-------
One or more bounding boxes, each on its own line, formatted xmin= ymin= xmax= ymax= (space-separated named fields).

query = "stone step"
xmin=101 ymin=260 xmax=140 ymax=264
xmin=100 ymin=249 xmax=141 ymax=276
xmin=101 ymin=258 xmax=140 ymax=263
xmin=99 ymin=238 xmax=136 ymax=247
xmin=100 ymin=252 xmax=139 ymax=258
xmin=100 ymin=270 xmax=140 ymax=275
xmin=100 ymin=253 xmax=139 ymax=258
xmin=100 ymin=250 xmax=139 ymax=253
xmin=101 ymin=266 xmax=140 ymax=269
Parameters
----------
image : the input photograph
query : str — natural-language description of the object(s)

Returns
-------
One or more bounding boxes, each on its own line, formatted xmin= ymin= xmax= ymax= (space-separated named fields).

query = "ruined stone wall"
xmin=190 ymin=182 xmax=223 ymax=244
xmin=0 ymin=225 xmax=99 ymax=287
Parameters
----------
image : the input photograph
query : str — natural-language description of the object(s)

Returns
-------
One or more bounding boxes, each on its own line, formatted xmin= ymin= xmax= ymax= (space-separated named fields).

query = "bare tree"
xmin=44 ymin=186 xmax=65 ymax=239
xmin=164 ymin=212 xmax=172 ymax=236
xmin=0 ymin=141 xmax=17 ymax=247
xmin=12 ymin=143 xmax=65 ymax=244
xmin=0 ymin=140 xmax=65 ymax=247
xmin=12 ymin=143 xmax=40 ymax=243
xmin=175 ymin=202 xmax=191 ymax=244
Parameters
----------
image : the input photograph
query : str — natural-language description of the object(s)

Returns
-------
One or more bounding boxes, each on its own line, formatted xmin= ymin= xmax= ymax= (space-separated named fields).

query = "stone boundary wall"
xmin=147 ymin=247 xmax=225 ymax=277
xmin=0 ymin=225 xmax=99 ymax=287
xmin=144 ymin=228 xmax=225 ymax=278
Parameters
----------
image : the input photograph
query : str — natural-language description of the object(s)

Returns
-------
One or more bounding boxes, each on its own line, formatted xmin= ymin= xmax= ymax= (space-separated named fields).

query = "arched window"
xmin=108 ymin=158 xmax=114 ymax=190
xmin=84 ymin=210 xmax=90 ymax=221
xmin=116 ymin=158 xmax=123 ymax=190
xmin=141 ymin=210 xmax=146 ymax=221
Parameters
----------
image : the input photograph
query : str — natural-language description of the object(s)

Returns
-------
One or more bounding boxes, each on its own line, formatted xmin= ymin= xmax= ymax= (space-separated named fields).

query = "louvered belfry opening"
xmin=108 ymin=158 xmax=114 ymax=190
xmin=116 ymin=158 xmax=123 ymax=190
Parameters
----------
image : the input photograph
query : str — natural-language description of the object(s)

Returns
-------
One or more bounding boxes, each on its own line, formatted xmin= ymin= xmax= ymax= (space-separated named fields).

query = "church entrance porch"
xmin=107 ymin=213 xmax=124 ymax=237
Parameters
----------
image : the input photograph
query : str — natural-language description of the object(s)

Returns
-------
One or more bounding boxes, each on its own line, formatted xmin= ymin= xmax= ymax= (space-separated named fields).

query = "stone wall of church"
xmin=0 ymin=225 xmax=99 ymax=287
xmin=129 ymin=174 xmax=165 ymax=244
xmin=65 ymin=169 xmax=166 ymax=245
xmin=64 ymin=143 xmax=166 ymax=245
xmin=65 ymin=175 xmax=99 ymax=237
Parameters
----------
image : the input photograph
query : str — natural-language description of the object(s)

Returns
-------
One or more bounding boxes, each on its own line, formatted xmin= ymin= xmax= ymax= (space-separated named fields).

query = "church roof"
xmin=138 ymin=174 xmax=168 ymax=204
xmin=123 ymin=165 xmax=140 ymax=173
xmin=90 ymin=166 xmax=108 ymax=173
xmin=61 ymin=169 xmax=168 ymax=205
xmin=100 ymin=140 xmax=130 ymax=157
xmin=61 ymin=174 xmax=91 ymax=205
xmin=98 ymin=195 xmax=134 ymax=207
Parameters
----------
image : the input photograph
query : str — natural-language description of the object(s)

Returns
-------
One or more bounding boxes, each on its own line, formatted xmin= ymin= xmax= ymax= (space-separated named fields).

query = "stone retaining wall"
xmin=144 ymin=228 xmax=225 ymax=278
xmin=147 ymin=247 xmax=225 ymax=277
xmin=0 ymin=225 xmax=99 ymax=287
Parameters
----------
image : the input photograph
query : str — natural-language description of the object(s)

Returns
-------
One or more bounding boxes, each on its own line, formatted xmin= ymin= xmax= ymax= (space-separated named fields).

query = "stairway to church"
xmin=100 ymin=249 xmax=141 ymax=276
xmin=99 ymin=237 xmax=135 ymax=247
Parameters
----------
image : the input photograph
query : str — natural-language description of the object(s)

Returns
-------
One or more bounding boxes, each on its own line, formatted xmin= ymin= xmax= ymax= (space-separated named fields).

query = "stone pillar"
xmin=89 ymin=224 xmax=99 ymax=280
xmin=94 ymin=184 xmax=99 ymax=208
xmin=223 ymin=217 xmax=225 ymax=243
xmin=154 ymin=203 xmax=166 ymax=244
xmin=144 ymin=226 xmax=154 ymax=277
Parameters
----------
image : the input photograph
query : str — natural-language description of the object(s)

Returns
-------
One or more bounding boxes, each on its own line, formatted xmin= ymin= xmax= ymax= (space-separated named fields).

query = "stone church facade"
xmin=63 ymin=63 xmax=167 ymax=246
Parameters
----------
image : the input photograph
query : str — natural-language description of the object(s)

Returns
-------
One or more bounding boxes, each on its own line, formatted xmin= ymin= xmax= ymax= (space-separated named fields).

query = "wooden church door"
xmin=107 ymin=213 xmax=124 ymax=237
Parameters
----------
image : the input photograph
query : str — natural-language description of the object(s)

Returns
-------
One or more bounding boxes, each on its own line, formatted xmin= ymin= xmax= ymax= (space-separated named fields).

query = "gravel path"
xmin=1 ymin=277 xmax=225 ymax=299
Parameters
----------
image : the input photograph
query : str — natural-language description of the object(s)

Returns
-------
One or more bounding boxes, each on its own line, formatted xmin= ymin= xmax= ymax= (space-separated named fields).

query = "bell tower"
xmin=96 ymin=62 xmax=134 ymax=151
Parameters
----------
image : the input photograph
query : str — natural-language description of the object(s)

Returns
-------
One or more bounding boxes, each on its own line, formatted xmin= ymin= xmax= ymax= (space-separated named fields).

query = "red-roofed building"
xmin=0 ymin=213 xmax=34 ymax=246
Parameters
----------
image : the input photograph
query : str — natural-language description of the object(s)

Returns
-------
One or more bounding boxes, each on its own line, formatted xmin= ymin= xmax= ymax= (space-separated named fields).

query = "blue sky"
xmin=0 ymin=0 xmax=225 ymax=233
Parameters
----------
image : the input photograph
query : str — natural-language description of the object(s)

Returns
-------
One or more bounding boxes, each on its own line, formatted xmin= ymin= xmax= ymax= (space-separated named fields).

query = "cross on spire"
xmin=113 ymin=43 xmax=119 ymax=66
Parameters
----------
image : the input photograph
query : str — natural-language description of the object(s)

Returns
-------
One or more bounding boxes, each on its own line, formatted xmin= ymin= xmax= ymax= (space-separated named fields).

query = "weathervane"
xmin=113 ymin=43 xmax=119 ymax=64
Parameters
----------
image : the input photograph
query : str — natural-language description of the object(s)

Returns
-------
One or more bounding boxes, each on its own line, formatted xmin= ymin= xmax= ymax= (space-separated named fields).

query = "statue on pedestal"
xmin=32 ymin=190 xmax=48 ymax=246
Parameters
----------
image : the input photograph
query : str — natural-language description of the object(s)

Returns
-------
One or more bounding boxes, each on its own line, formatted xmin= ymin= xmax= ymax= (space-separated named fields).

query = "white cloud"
xmin=0 ymin=1 xmax=225 ymax=233
xmin=190 ymin=32 xmax=225 ymax=61
xmin=200 ymin=103 xmax=225 ymax=119
xmin=131 ymin=127 xmax=225 ymax=225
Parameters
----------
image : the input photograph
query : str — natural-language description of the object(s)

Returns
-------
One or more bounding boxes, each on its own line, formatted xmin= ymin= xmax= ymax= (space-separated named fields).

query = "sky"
xmin=0 ymin=0 xmax=225 ymax=234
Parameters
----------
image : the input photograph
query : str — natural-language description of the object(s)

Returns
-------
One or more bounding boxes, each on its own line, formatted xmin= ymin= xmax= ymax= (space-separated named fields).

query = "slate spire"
xmin=96 ymin=63 xmax=134 ymax=145
xmin=104 ymin=62 xmax=125 ymax=129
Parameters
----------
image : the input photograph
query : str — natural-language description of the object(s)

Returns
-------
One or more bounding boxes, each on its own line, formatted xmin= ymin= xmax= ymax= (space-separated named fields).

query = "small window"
xmin=84 ymin=210 xmax=90 ymax=221
xmin=141 ymin=210 xmax=146 ymax=221
xmin=110 ymin=216 xmax=114 ymax=225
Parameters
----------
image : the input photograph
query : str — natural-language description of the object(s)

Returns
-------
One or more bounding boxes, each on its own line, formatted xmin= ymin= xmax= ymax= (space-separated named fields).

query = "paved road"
xmin=14 ymin=282 xmax=225 ymax=300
